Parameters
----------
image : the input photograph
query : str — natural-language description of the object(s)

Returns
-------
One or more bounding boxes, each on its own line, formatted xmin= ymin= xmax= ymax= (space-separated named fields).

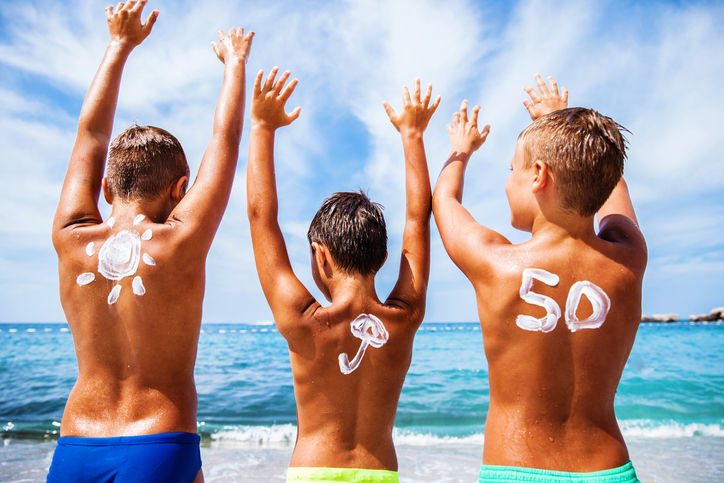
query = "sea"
xmin=1 ymin=321 xmax=723 ymax=482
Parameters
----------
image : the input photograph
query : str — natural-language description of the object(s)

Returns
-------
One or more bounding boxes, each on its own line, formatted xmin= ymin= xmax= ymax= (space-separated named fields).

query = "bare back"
xmin=277 ymin=300 xmax=415 ymax=470
xmin=54 ymin=212 xmax=206 ymax=437
xmin=471 ymin=230 xmax=645 ymax=471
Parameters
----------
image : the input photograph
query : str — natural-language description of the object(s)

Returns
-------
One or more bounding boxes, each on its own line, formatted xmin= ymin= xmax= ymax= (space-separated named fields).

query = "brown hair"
xmin=519 ymin=107 xmax=628 ymax=217
xmin=307 ymin=191 xmax=387 ymax=276
xmin=106 ymin=124 xmax=189 ymax=201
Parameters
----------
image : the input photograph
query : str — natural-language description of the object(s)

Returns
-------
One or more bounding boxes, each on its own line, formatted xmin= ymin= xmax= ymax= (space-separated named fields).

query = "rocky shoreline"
xmin=641 ymin=307 xmax=724 ymax=323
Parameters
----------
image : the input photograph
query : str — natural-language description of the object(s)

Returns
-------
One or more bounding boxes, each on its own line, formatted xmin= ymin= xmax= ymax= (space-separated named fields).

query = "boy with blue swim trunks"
xmin=433 ymin=76 xmax=646 ymax=483
xmin=247 ymin=71 xmax=438 ymax=482
xmin=48 ymin=1 xmax=253 ymax=481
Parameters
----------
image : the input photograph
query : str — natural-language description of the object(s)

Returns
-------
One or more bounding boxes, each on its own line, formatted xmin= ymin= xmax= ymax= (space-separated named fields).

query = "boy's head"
xmin=105 ymin=124 xmax=190 ymax=202
xmin=307 ymin=191 xmax=387 ymax=277
xmin=518 ymin=107 xmax=628 ymax=217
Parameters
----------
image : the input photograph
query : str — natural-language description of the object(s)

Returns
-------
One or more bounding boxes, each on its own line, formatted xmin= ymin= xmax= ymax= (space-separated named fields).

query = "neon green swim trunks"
xmin=478 ymin=461 xmax=639 ymax=482
xmin=286 ymin=467 xmax=399 ymax=482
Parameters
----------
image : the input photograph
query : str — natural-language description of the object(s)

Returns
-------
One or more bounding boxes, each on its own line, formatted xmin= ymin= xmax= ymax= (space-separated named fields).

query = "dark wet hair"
xmin=307 ymin=191 xmax=387 ymax=276
xmin=519 ymin=107 xmax=629 ymax=217
xmin=106 ymin=124 xmax=190 ymax=201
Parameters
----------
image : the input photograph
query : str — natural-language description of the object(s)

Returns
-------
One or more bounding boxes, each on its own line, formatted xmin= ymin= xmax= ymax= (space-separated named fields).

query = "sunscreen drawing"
xmin=339 ymin=314 xmax=389 ymax=375
xmin=86 ymin=242 xmax=95 ymax=256
xmin=132 ymin=276 xmax=146 ymax=296
xmin=76 ymin=273 xmax=95 ymax=286
xmin=108 ymin=285 xmax=122 ymax=305
xmin=107 ymin=217 xmax=115 ymax=228
xmin=141 ymin=229 xmax=152 ymax=241
xmin=98 ymin=230 xmax=141 ymax=280
xmin=516 ymin=268 xmax=561 ymax=333
xmin=142 ymin=253 xmax=156 ymax=266
xmin=133 ymin=214 xmax=145 ymax=226
xmin=565 ymin=281 xmax=610 ymax=332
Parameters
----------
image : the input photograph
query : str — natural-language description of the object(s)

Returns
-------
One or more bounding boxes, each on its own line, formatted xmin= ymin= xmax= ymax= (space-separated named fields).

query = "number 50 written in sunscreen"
xmin=516 ymin=268 xmax=611 ymax=333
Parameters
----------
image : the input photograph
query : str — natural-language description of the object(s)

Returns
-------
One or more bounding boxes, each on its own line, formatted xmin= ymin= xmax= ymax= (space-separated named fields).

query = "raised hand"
xmin=447 ymin=100 xmax=490 ymax=155
xmin=105 ymin=0 xmax=158 ymax=49
xmin=383 ymin=78 xmax=440 ymax=136
xmin=251 ymin=67 xmax=302 ymax=130
xmin=212 ymin=27 xmax=254 ymax=65
xmin=523 ymin=74 xmax=568 ymax=120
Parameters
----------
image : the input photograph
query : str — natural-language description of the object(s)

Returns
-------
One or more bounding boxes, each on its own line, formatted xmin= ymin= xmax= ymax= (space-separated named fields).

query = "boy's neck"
xmin=327 ymin=272 xmax=381 ymax=307
xmin=109 ymin=197 xmax=172 ymax=224
xmin=530 ymin=207 xmax=597 ymax=241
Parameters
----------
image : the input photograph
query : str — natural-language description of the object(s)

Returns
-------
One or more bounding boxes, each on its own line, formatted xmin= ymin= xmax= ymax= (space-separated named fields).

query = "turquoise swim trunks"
xmin=478 ymin=461 xmax=639 ymax=482
xmin=286 ymin=467 xmax=399 ymax=482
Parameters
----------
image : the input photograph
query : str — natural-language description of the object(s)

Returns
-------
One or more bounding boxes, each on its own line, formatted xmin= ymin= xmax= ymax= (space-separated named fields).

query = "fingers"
xmin=382 ymin=101 xmax=397 ymax=121
xmin=459 ymin=100 xmax=469 ymax=124
xmin=480 ymin=124 xmax=491 ymax=142
xmin=253 ymin=70 xmax=264 ymax=95
xmin=263 ymin=66 xmax=280 ymax=92
xmin=524 ymin=99 xmax=536 ymax=118
xmin=534 ymin=74 xmax=549 ymax=95
xmin=548 ymin=76 xmax=559 ymax=96
xmin=130 ymin=0 xmax=147 ymax=13
xmin=288 ymin=106 xmax=302 ymax=123
xmin=429 ymin=94 xmax=441 ymax=114
xmin=279 ymin=77 xmax=298 ymax=101
xmin=421 ymin=82 xmax=432 ymax=107
xmin=413 ymin=78 xmax=421 ymax=103
xmin=144 ymin=10 xmax=158 ymax=29
xmin=470 ymin=105 xmax=481 ymax=126
xmin=561 ymin=87 xmax=569 ymax=104
xmin=452 ymin=112 xmax=460 ymax=127
xmin=106 ymin=5 xmax=114 ymax=20
xmin=273 ymin=70 xmax=291 ymax=95
xmin=523 ymin=85 xmax=540 ymax=103
xmin=401 ymin=85 xmax=411 ymax=106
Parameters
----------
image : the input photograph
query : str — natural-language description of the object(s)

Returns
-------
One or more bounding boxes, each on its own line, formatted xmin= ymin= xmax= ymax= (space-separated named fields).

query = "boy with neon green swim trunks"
xmin=247 ymin=70 xmax=439 ymax=482
xmin=433 ymin=75 xmax=646 ymax=483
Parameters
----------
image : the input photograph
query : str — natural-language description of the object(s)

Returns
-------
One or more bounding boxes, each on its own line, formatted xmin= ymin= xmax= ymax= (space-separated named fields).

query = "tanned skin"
xmin=247 ymin=73 xmax=438 ymax=470
xmin=51 ymin=2 xmax=253 ymax=480
xmin=432 ymin=75 xmax=647 ymax=472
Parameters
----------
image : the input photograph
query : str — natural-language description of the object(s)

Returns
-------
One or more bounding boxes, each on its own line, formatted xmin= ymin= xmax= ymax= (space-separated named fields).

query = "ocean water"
xmin=1 ymin=321 xmax=723 ymax=482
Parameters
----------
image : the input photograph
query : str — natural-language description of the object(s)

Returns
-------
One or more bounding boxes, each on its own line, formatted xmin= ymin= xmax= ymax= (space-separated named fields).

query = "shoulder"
xmin=597 ymin=215 xmax=648 ymax=271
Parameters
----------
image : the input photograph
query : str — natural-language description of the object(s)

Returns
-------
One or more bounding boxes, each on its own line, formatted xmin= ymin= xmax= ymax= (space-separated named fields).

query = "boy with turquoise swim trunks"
xmin=247 ymin=72 xmax=438 ymax=482
xmin=433 ymin=76 xmax=646 ymax=483
xmin=48 ymin=2 xmax=253 ymax=481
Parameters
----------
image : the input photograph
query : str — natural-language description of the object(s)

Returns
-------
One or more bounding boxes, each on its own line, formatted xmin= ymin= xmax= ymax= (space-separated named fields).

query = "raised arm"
xmin=246 ymin=68 xmax=312 ymax=321
xmin=168 ymin=27 xmax=253 ymax=247
xmin=53 ymin=0 xmax=157 ymax=236
xmin=597 ymin=178 xmax=647 ymax=261
xmin=432 ymin=101 xmax=508 ymax=274
xmin=382 ymin=79 xmax=439 ymax=315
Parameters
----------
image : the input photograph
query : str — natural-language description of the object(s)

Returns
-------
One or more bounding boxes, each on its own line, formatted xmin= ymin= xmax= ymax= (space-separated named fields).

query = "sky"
xmin=0 ymin=0 xmax=722 ymax=323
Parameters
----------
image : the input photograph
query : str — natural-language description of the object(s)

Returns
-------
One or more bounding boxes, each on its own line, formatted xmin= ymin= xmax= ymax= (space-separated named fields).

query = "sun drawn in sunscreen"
xmin=339 ymin=314 xmax=389 ymax=375
xmin=76 ymin=214 xmax=156 ymax=305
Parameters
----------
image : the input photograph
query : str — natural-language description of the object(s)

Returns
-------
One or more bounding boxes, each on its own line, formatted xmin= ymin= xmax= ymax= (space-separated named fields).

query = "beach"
xmin=3 ymin=436 xmax=724 ymax=482
xmin=2 ymin=322 xmax=723 ymax=482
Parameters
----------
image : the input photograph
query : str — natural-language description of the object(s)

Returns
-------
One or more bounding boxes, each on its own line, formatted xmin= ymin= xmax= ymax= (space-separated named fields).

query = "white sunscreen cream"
xmin=564 ymin=281 xmax=610 ymax=332
xmin=338 ymin=314 xmax=389 ymax=375
xmin=76 ymin=273 xmax=95 ymax=286
xmin=98 ymin=230 xmax=141 ymax=280
xmin=108 ymin=285 xmax=122 ymax=305
xmin=516 ymin=268 xmax=561 ymax=333
xmin=133 ymin=214 xmax=145 ymax=226
xmin=86 ymin=242 xmax=95 ymax=256
xmin=107 ymin=217 xmax=115 ymax=228
xmin=141 ymin=229 xmax=152 ymax=241
xmin=132 ymin=276 xmax=146 ymax=296
xmin=142 ymin=253 xmax=156 ymax=266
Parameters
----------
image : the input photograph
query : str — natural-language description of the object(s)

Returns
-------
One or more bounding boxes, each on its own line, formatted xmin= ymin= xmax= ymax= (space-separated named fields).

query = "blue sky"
xmin=0 ymin=0 xmax=722 ymax=323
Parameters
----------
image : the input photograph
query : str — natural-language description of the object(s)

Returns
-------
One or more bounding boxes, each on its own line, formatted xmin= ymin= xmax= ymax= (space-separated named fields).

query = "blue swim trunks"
xmin=46 ymin=432 xmax=202 ymax=483
xmin=478 ymin=461 xmax=639 ymax=482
